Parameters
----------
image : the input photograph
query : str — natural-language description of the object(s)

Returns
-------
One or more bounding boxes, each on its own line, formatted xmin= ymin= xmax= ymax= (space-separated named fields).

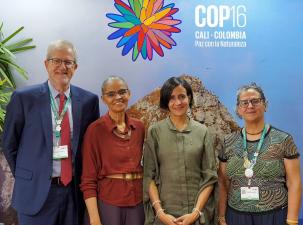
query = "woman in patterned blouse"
xmin=217 ymin=82 xmax=302 ymax=225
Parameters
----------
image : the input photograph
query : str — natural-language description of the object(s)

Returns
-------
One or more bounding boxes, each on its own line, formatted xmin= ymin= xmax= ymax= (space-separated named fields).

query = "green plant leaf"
xmin=9 ymin=45 xmax=36 ymax=53
xmin=6 ymin=38 xmax=35 ymax=50
xmin=2 ymin=45 xmax=16 ymax=58
xmin=0 ymin=66 xmax=14 ymax=87
xmin=0 ymin=23 xmax=35 ymax=131
xmin=1 ymin=26 xmax=24 ymax=45
xmin=0 ymin=57 xmax=28 ymax=80
xmin=0 ymin=63 xmax=16 ymax=88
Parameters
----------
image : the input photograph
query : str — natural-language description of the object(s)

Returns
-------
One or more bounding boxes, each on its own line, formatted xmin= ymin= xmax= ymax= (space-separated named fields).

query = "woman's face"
xmin=102 ymin=79 xmax=130 ymax=114
xmin=237 ymin=89 xmax=266 ymax=123
xmin=168 ymin=85 xmax=190 ymax=117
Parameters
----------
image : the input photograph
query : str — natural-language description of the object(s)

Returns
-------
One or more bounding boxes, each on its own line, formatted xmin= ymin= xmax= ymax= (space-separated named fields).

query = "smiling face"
xmin=102 ymin=79 xmax=130 ymax=114
xmin=237 ymin=88 xmax=266 ymax=124
xmin=168 ymin=85 xmax=190 ymax=118
xmin=44 ymin=48 xmax=77 ymax=91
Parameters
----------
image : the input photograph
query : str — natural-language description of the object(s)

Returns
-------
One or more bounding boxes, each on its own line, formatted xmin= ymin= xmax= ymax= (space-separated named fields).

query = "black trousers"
xmin=226 ymin=205 xmax=287 ymax=225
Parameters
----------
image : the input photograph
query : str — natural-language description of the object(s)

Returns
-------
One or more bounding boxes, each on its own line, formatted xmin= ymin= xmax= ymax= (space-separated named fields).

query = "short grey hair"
xmin=101 ymin=76 xmax=128 ymax=94
xmin=236 ymin=82 xmax=267 ymax=106
xmin=235 ymin=82 xmax=267 ymax=118
xmin=46 ymin=40 xmax=77 ymax=63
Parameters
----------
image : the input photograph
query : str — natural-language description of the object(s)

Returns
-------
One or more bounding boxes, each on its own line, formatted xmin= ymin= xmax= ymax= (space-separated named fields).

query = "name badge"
xmin=240 ymin=187 xmax=259 ymax=201
xmin=53 ymin=145 xmax=68 ymax=159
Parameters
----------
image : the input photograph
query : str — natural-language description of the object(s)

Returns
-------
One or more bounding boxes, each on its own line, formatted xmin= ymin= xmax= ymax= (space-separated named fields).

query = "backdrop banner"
xmin=1 ymin=0 xmax=302 ymax=224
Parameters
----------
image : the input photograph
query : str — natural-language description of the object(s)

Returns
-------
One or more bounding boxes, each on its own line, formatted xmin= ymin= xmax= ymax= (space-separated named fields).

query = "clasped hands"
xmin=158 ymin=210 xmax=200 ymax=225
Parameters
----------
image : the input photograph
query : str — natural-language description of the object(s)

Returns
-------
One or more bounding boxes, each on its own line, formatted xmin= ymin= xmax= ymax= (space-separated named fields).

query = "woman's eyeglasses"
xmin=103 ymin=89 xmax=129 ymax=98
xmin=238 ymin=98 xmax=263 ymax=108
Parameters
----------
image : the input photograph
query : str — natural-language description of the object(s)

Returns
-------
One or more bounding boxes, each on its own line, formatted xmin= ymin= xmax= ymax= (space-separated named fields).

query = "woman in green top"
xmin=143 ymin=77 xmax=218 ymax=225
xmin=217 ymin=83 xmax=302 ymax=225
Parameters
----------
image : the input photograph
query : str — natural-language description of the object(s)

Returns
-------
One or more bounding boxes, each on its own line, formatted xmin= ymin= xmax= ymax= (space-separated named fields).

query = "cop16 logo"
xmin=195 ymin=5 xmax=247 ymax=28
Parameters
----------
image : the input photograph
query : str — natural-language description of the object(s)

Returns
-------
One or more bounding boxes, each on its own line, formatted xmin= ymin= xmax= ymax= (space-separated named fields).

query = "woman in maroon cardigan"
xmin=80 ymin=76 xmax=145 ymax=225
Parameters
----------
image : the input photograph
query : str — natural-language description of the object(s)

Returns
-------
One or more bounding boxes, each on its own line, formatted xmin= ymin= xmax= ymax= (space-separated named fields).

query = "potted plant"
xmin=0 ymin=22 xmax=35 ymax=131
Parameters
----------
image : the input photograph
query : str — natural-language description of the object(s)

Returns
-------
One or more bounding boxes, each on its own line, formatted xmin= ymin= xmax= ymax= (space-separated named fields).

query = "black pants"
xmin=226 ymin=206 xmax=287 ymax=225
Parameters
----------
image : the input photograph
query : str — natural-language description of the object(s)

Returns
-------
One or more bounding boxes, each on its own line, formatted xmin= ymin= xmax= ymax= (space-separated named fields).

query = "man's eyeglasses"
xmin=103 ymin=89 xmax=129 ymax=98
xmin=48 ymin=58 xmax=76 ymax=69
xmin=238 ymin=98 xmax=263 ymax=108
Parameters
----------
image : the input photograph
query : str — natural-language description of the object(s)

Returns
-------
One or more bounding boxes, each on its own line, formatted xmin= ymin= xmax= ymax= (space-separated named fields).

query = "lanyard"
xmin=50 ymin=93 xmax=71 ymax=142
xmin=242 ymin=124 xmax=268 ymax=185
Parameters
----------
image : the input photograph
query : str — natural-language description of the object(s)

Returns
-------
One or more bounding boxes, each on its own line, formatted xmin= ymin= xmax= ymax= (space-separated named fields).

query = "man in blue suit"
xmin=2 ymin=40 xmax=100 ymax=225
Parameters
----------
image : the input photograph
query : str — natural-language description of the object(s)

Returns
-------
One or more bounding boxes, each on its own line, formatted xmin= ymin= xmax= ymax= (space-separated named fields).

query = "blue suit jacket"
xmin=2 ymin=82 xmax=99 ymax=219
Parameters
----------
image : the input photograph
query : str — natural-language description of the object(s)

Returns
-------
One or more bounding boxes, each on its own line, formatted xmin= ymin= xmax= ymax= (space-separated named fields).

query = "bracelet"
xmin=152 ymin=200 xmax=161 ymax=207
xmin=156 ymin=208 xmax=165 ymax=218
xmin=217 ymin=216 xmax=226 ymax=223
xmin=286 ymin=219 xmax=298 ymax=224
xmin=192 ymin=207 xmax=202 ymax=217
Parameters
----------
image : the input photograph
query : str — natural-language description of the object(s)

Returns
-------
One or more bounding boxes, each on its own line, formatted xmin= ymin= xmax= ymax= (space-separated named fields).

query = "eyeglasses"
xmin=238 ymin=98 xmax=263 ymax=108
xmin=103 ymin=89 xmax=129 ymax=98
xmin=48 ymin=58 xmax=76 ymax=69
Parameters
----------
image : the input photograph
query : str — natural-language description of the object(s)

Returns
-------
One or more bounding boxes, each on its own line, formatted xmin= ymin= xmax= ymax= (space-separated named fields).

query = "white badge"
xmin=240 ymin=187 xmax=259 ymax=200
xmin=53 ymin=145 xmax=68 ymax=159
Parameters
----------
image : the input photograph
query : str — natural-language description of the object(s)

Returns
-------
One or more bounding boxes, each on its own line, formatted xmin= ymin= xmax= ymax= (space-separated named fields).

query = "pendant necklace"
xmin=242 ymin=124 xmax=268 ymax=186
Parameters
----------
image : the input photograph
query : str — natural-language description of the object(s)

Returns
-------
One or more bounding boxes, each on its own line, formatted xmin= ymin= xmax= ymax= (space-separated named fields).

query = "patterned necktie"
xmin=58 ymin=93 xmax=72 ymax=186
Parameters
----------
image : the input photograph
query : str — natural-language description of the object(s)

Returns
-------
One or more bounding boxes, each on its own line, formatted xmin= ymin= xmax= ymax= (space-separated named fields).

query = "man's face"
xmin=44 ymin=48 xmax=77 ymax=90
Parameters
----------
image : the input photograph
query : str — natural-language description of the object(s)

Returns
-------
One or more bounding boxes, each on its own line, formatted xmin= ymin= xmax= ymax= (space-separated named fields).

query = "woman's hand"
xmin=84 ymin=197 xmax=102 ymax=225
xmin=174 ymin=212 xmax=199 ymax=225
xmin=218 ymin=221 xmax=227 ymax=225
xmin=158 ymin=212 xmax=178 ymax=225
xmin=89 ymin=215 xmax=102 ymax=225
xmin=217 ymin=216 xmax=227 ymax=225
xmin=90 ymin=221 xmax=102 ymax=225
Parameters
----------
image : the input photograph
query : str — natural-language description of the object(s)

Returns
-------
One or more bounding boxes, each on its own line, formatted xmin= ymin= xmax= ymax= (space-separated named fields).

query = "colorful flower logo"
xmin=106 ymin=0 xmax=181 ymax=61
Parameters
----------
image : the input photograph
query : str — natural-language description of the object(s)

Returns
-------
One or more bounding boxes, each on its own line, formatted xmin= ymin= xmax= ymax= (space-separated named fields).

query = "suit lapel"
xmin=39 ymin=82 xmax=53 ymax=156
xmin=71 ymin=86 xmax=82 ymax=155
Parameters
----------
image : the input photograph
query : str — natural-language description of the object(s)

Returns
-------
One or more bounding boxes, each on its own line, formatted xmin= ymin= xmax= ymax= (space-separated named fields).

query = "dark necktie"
xmin=59 ymin=93 xmax=72 ymax=186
